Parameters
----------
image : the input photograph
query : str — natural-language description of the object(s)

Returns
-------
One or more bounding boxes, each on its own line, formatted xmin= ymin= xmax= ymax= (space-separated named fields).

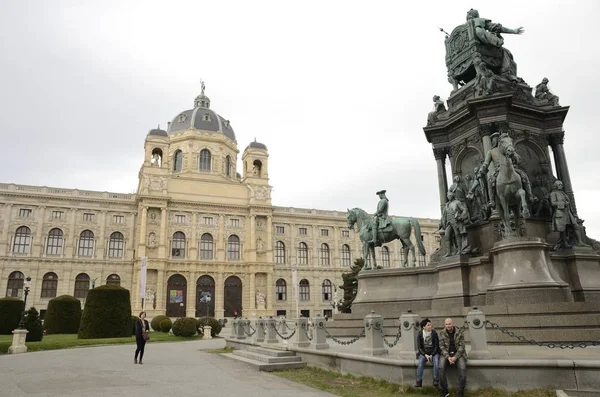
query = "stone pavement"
xmin=0 ymin=335 xmax=334 ymax=397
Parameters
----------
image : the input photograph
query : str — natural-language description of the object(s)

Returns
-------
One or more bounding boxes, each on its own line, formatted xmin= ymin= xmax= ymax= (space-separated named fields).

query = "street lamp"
xmin=179 ymin=302 xmax=184 ymax=318
xmin=18 ymin=276 xmax=32 ymax=329
xmin=205 ymin=295 xmax=211 ymax=318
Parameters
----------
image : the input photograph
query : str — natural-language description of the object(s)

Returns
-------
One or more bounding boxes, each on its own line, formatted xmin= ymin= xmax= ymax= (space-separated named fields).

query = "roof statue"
xmin=200 ymin=79 xmax=206 ymax=96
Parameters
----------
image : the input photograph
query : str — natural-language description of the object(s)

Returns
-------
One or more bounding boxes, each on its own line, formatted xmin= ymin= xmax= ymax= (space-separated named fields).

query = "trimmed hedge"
xmin=151 ymin=315 xmax=169 ymax=332
xmin=24 ymin=307 xmax=43 ymax=342
xmin=131 ymin=316 xmax=139 ymax=336
xmin=0 ymin=297 xmax=23 ymax=334
xmin=44 ymin=295 xmax=82 ymax=334
xmin=160 ymin=318 xmax=172 ymax=333
xmin=172 ymin=317 xmax=197 ymax=337
xmin=78 ymin=285 xmax=132 ymax=339
xmin=196 ymin=317 xmax=222 ymax=337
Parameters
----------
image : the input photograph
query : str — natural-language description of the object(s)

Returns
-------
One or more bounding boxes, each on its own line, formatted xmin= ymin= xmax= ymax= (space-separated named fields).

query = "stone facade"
xmin=0 ymin=92 xmax=439 ymax=319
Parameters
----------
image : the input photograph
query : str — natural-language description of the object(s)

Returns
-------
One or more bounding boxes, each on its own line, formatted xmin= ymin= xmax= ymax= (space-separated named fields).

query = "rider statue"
xmin=369 ymin=190 xmax=391 ymax=246
xmin=479 ymin=132 xmax=536 ymax=209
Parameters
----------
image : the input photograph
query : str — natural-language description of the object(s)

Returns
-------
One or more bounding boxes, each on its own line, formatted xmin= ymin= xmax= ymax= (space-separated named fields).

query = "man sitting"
xmin=438 ymin=318 xmax=467 ymax=397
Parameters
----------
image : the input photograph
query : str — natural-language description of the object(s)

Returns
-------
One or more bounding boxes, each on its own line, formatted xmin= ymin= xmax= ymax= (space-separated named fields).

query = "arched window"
xmin=322 ymin=279 xmax=332 ymax=301
xmin=106 ymin=274 xmax=121 ymax=286
xmin=276 ymin=278 xmax=287 ymax=301
xmin=299 ymin=279 xmax=310 ymax=301
xmin=227 ymin=235 xmax=240 ymax=260
xmin=225 ymin=155 xmax=231 ymax=176
xmin=108 ymin=232 xmax=124 ymax=257
xmin=381 ymin=246 xmax=390 ymax=267
xmin=200 ymin=233 xmax=213 ymax=260
xmin=13 ymin=226 xmax=31 ymax=254
xmin=199 ymin=149 xmax=212 ymax=171
xmin=172 ymin=232 xmax=186 ymax=258
xmin=41 ymin=272 xmax=58 ymax=298
xmin=298 ymin=242 xmax=308 ymax=265
xmin=341 ymin=244 xmax=351 ymax=267
xmin=319 ymin=243 xmax=330 ymax=266
xmin=78 ymin=230 xmax=94 ymax=257
xmin=46 ymin=228 xmax=64 ymax=255
xmin=173 ymin=150 xmax=183 ymax=172
xmin=6 ymin=271 xmax=24 ymax=297
xmin=275 ymin=241 xmax=286 ymax=264
xmin=74 ymin=273 xmax=90 ymax=299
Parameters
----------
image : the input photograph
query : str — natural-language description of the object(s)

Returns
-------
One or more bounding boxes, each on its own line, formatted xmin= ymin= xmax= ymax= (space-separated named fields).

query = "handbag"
xmin=143 ymin=332 xmax=149 ymax=341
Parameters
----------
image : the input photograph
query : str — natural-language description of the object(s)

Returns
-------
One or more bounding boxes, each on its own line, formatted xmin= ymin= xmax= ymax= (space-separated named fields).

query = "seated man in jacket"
xmin=438 ymin=318 xmax=467 ymax=397
xmin=415 ymin=318 xmax=440 ymax=388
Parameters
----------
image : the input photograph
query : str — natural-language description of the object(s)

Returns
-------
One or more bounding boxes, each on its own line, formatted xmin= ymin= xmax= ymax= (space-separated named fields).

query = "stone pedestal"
xmin=362 ymin=311 xmax=387 ymax=356
xmin=292 ymin=317 xmax=310 ymax=348
xmin=311 ymin=316 xmax=329 ymax=350
xmin=253 ymin=319 xmax=265 ymax=343
xmin=397 ymin=312 xmax=419 ymax=359
xmin=8 ymin=329 xmax=28 ymax=354
xmin=203 ymin=326 xmax=212 ymax=339
xmin=486 ymin=237 xmax=571 ymax=305
xmin=466 ymin=308 xmax=491 ymax=359
xmin=264 ymin=318 xmax=278 ymax=344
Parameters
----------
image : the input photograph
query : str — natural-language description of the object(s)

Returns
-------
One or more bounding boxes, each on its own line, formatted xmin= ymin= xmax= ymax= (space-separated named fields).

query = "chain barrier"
xmin=285 ymin=322 xmax=295 ymax=331
xmin=379 ymin=322 xmax=402 ymax=348
xmin=485 ymin=320 xmax=600 ymax=349
xmin=324 ymin=327 xmax=366 ymax=345
xmin=243 ymin=323 xmax=256 ymax=336
xmin=271 ymin=323 xmax=296 ymax=340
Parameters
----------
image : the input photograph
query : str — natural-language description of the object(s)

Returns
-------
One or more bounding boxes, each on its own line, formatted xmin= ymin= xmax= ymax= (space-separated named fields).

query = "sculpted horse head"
xmin=498 ymin=132 xmax=516 ymax=161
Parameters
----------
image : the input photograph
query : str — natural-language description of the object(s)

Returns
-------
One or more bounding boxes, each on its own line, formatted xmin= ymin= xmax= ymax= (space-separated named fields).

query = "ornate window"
xmin=106 ymin=274 xmax=121 ymax=286
xmin=381 ymin=246 xmax=390 ymax=267
xmin=319 ymin=243 xmax=330 ymax=266
xmin=200 ymin=233 xmax=213 ymax=260
xmin=6 ymin=271 xmax=24 ymax=297
xmin=227 ymin=235 xmax=240 ymax=260
xmin=322 ymin=279 xmax=332 ymax=301
xmin=74 ymin=273 xmax=90 ymax=299
xmin=275 ymin=278 xmax=287 ymax=301
xmin=275 ymin=241 xmax=286 ymax=264
xmin=78 ymin=230 xmax=94 ymax=257
xmin=46 ymin=228 xmax=64 ymax=255
xmin=108 ymin=232 xmax=124 ymax=257
xmin=341 ymin=244 xmax=351 ymax=267
xmin=298 ymin=242 xmax=308 ymax=265
xmin=299 ymin=279 xmax=310 ymax=301
xmin=199 ymin=149 xmax=212 ymax=171
xmin=41 ymin=272 xmax=58 ymax=298
xmin=13 ymin=226 xmax=32 ymax=254
xmin=173 ymin=150 xmax=183 ymax=172
xmin=225 ymin=155 xmax=231 ymax=176
xmin=172 ymin=232 xmax=186 ymax=258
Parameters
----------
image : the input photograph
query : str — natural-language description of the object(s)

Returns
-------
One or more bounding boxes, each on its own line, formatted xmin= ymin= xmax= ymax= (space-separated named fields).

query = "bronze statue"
xmin=466 ymin=168 xmax=488 ymax=221
xmin=480 ymin=132 xmax=533 ymax=237
xmin=347 ymin=206 xmax=426 ymax=270
xmin=439 ymin=190 xmax=470 ymax=256
xmin=473 ymin=57 xmax=496 ymax=96
xmin=427 ymin=95 xmax=447 ymax=125
xmin=535 ymin=77 xmax=560 ymax=106
xmin=550 ymin=180 xmax=589 ymax=249
xmin=449 ymin=175 xmax=471 ymax=223
xmin=369 ymin=190 xmax=391 ymax=246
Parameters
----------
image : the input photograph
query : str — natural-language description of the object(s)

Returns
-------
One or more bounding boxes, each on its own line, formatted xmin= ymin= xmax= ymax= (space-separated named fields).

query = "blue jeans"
xmin=416 ymin=353 xmax=439 ymax=382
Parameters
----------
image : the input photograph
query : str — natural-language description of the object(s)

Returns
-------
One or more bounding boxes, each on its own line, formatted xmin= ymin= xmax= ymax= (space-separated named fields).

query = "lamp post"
xmin=205 ymin=295 xmax=211 ymax=318
xmin=18 ymin=276 xmax=32 ymax=329
xmin=179 ymin=302 xmax=184 ymax=318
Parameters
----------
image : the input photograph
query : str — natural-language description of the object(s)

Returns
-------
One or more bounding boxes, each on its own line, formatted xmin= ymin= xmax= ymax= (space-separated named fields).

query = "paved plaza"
xmin=0 ymin=336 xmax=334 ymax=397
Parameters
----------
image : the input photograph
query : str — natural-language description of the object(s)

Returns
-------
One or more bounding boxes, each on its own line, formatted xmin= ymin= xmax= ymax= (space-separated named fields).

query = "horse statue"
xmin=494 ymin=133 xmax=531 ymax=237
xmin=346 ymin=207 xmax=426 ymax=270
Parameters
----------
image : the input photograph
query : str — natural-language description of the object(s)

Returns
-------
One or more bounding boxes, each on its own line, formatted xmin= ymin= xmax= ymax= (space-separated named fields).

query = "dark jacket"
xmin=135 ymin=318 xmax=149 ymax=340
xmin=417 ymin=330 xmax=440 ymax=356
xmin=439 ymin=326 xmax=467 ymax=360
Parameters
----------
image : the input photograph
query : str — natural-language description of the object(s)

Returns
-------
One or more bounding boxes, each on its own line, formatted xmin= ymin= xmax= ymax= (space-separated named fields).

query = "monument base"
xmin=8 ymin=329 xmax=28 ymax=354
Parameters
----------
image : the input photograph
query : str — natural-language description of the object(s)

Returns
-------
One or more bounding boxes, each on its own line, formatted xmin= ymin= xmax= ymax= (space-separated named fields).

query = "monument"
xmin=344 ymin=9 xmax=600 ymax=343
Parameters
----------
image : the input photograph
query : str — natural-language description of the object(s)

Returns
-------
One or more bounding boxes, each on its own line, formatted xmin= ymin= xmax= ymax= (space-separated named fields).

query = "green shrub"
xmin=160 ymin=318 xmax=172 ymax=333
xmin=150 ymin=315 xmax=169 ymax=332
xmin=44 ymin=295 xmax=82 ymax=334
xmin=131 ymin=316 xmax=139 ymax=336
xmin=172 ymin=317 xmax=197 ymax=337
xmin=0 ymin=297 xmax=23 ymax=334
xmin=196 ymin=317 xmax=222 ymax=337
xmin=78 ymin=285 xmax=132 ymax=339
xmin=24 ymin=307 xmax=43 ymax=342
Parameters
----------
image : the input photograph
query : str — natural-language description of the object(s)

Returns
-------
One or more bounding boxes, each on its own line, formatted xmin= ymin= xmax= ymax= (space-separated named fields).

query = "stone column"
xmin=398 ymin=311 xmax=420 ymax=359
xmin=97 ymin=210 xmax=106 ymax=259
xmin=187 ymin=272 xmax=196 ymax=317
xmin=311 ymin=316 xmax=329 ymax=350
xmin=159 ymin=207 xmax=167 ymax=258
xmin=433 ymin=148 xmax=449 ymax=215
xmin=266 ymin=216 xmax=273 ymax=263
xmin=333 ymin=226 xmax=339 ymax=267
xmin=217 ymin=215 xmax=225 ymax=261
xmin=479 ymin=124 xmax=493 ymax=154
xmin=249 ymin=269 xmax=256 ymax=311
xmin=190 ymin=213 xmax=198 ymax=260
xmin=549 ymin=132 xmax=578 ymax=216
xmin=266 ymin=272 xmax=273 ymax=310
xmin=466 ymin=307 xmax=491 ymax=359
xmin=216 ymin=270 xmax=224 ymax=318
xmin=362 ymin=311 xmax=387 ymax=356
xmin=138 ymin=207 xmax=147 ymax=258
xmin=250 ymin=214 xmax=256 ymax=250
xmin=34 ymin=206 xmax=46 ymax=256
xmin=156 ymin=270 xmax=165 ymax=313
xmin=1 ymin=204 xmax=13 ymax=254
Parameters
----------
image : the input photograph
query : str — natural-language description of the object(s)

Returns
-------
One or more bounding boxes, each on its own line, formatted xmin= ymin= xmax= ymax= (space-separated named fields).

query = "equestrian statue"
xmin=347 ymin=190 xmax=426 ymax=270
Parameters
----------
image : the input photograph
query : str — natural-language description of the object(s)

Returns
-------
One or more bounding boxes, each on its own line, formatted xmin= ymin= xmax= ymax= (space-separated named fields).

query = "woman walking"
xmin=134 ymin=311 xmax=150 ymax=364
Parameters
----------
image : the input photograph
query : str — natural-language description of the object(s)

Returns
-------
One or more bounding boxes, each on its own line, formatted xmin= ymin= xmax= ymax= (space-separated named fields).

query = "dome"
xmin=147 ymin=128 xmax=168 ymax=137
xmin=167 ymin=88 xmax=236 ymax=142
xmin=246 ymin=140 xmax=267 ymax=150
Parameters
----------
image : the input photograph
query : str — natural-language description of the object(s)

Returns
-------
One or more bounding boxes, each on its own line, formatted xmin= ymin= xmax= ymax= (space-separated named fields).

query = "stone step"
xmin=561 ymin=391 xmax=600 ymax=397
xmin=222 ymin=353 xmax=306 ymax=372
xmin=233 ymin=349 xmax=302 ymax=364
xmin=246 ymin=346 xmax=295 ymax=357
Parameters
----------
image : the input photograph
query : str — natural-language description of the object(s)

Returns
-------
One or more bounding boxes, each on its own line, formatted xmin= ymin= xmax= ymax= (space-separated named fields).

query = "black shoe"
xmin=415 ymin=380 xmax=422 ymax=388
xmin=139 ymin=361 xmax=143 ymax=364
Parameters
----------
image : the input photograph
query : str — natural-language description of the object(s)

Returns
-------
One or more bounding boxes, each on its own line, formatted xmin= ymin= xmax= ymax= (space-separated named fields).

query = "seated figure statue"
xmin=535 ymin=77 xmax=560 ymax=106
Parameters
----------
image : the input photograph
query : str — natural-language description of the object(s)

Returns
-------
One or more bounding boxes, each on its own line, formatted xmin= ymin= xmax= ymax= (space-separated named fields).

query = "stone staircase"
xmin=222 ymin=346 xmax=306 ymax=372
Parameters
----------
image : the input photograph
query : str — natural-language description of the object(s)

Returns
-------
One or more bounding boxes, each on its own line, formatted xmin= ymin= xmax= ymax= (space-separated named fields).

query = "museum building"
xmin=0 ymin=89 xmax=440 ymax=319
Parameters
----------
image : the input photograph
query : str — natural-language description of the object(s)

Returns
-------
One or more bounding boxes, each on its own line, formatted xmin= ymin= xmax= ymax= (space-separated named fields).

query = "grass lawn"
xmin=0 ymin=332 xmax=202 ymax=355
xmin=272 ymin=366 xmax=556 ymax=397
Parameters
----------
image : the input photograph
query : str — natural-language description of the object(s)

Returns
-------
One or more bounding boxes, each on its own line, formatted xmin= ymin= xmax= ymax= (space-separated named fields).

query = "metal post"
xmin=18 ymin=277 xmax=31 ymax=329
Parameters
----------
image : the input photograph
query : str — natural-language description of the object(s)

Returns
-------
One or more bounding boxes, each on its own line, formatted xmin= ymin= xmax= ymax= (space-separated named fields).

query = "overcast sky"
xmin=1 ymin=1 xmax=599 ymax=236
